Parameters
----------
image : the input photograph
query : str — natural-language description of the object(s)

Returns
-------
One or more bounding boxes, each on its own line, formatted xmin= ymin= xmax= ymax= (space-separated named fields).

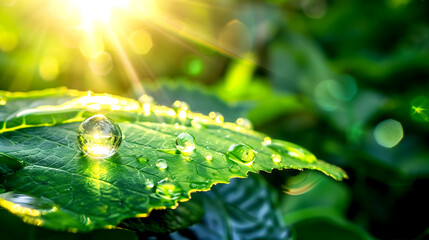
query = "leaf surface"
xmin=0 ymin=88 xmax=347 ymax=232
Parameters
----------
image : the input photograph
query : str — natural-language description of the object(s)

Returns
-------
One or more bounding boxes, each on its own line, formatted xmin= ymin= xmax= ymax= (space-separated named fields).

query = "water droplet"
xmin=137 ymin=155 xmax=147 ymax=164
xmin=155 ymin=179 xmax=183 ymax=200
xmin=272 ymin=154 xmax=281 ymax=164
xmin=172 ymin=100 xmax=190 ymax=120
xmin=229 ymin=165 xmax=241 ymax=173
xmin=191 ymin=119 xmax=207 ymax=129
xmin=138 ymin=94 xmax=154 ymax=104
xmin=236 ymin=118 xmax=252 ymax=129
xmin=175 ymin=133 xmax=196 ymax=154
xmin=172 ymin=100 xmax=190 ymax=112
xmin=267 ymin=140 xmax=316 ymax=163
xmin=187 ymin=175 xmax=210 ymax=189
xmin=156 ymin=159 xmax=168 ymax=170
xmin=204 ymin=152 xmax=213 ymax=161
xmin=0 ymin=192 xmax=57 ymax=215
xmin=0 ymin=96 xmax=7 ymax=105
xmin=226 ymin=143 xmax=256 ymax=166
xmin=77 ymin=114 xmax=122 ymax=159
xmin=146 ymin=179 xmax=154 ymax=188
xmin=263 ymin=137 xmax=272 ymax=145
xmin=209 ymin=112 xmax=224 ymax=123
xmin=125 ymin=194 xmax=150 ymax=209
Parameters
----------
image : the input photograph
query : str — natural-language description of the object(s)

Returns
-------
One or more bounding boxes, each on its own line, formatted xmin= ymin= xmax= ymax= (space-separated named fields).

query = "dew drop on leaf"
xmin=76 ymin=114 xmax=122 ymax=159
xmin=172 ymin=100 xmax=190 ymax=119
xmin=272 ymin=154 xmax=281 ymax=164
xmin=226 ymin=143 xmax=256 ymax=166
xmin=191 ymin=119 xmax=207 ymax=129
xmin=146 ymin=179 xmax=154 ymax=188
xmin=0 ymin=192 xmax=57 ymax=213
xmin=175 ymin=132 xmax=196 ymax=154
xmin=235 ymin=117 xmax=253 ymax=129
xmin=229 ymin=165 xmax=241 ymax=173
xmin=204 ymin=152 xmax=213 ymax=161
xmin=209 ymin=111 xmax=224 ymax=123
xmin=187 ymin=175 xmax=210 ymax=189
xmin=263 ymin=137 xmax=272 ymax=145
xmin=156 ymin=159 xmax=168 ymax=170
xmin=267 ymin=141 xmax=316 ymax=163
xmin=137 ymin=155 xmax=147 ymax=164
xmin=155 ymin=179 xmax=182 ymax=200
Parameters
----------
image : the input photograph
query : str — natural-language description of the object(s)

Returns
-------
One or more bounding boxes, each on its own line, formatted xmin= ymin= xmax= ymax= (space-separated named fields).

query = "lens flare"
xmin=69 ymin=0 xmax=129 ymax=30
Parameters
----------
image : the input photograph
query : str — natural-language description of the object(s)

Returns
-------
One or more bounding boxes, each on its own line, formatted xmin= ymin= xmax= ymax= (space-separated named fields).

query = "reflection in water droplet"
xmin=204 ymin=152 xmax=213 ymax=161
xmin=175 ymin=133 xmax=196 ymax=154
xmin=229 ymin=165 xmax=241 ymax=173
xmin=155 ymin=179 xmax=183 ymax=200
xmin=283 ymin=171 xmax=322 ymax=195
xmin=0 ymin=192 xmax=57 ymax=217
xmin=235 ymin=118 xmax=253 ymax=129
xmin=146 ymin=179 xmax=154 ymax=188
xmin=267 ymin=140 xmax=316 ymax=163
xmin=156 ymin=159 xmax=168 ymax=170
xmin=0 ymin=96 xmax=7 ymax=105
xmin=77 ymin=114 xmax=123 ymax=159
xmin=226 ymin=143 xmax=256 ymax=166
xmin=272 ymin=154 xmax=281 ymax=164
xmin=209 ymin=112 xmax=224 ymax=123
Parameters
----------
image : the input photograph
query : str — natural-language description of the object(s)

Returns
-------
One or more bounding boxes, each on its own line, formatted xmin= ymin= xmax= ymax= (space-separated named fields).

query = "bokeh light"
xmin=373 ymin=119 xmax=404 ymax=148
xmin=128 ymin=29 xmax=153 ymax=55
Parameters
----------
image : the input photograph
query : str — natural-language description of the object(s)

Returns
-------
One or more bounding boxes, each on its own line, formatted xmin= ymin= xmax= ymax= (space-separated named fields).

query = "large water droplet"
xmin=226 ymin=143 xmax=256 ymax=166
xmin=175 ymin=133 xmax=196 ymax=154
xmin=209 ymin=112 xmax=224 ymax=123
xmin=77 ymin=114 xmax=122 ymax=159
xmin=236 ymin=118 xmax=252 ymax=129
xmin=0 ymin=192 xmax=57 ymax=215
xmin=267 ymin=140 xmax=316 ymax=163
xmin=156 ymin=159 xmax=168 ymax=170
xmin=155 ymin=179 xmax=183 ymax=200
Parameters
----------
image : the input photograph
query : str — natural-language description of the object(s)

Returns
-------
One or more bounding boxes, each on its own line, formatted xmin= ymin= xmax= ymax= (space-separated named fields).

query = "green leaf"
xmin=0 ymin=88 xmax=347 ymax=232
xmin=170 ymin=174 xmax=290 ymax=240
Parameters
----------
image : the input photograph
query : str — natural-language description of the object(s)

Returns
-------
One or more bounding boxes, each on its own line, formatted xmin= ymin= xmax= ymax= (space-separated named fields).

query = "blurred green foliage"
xmin=1 ymin=0 xmax=429 ymax=239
